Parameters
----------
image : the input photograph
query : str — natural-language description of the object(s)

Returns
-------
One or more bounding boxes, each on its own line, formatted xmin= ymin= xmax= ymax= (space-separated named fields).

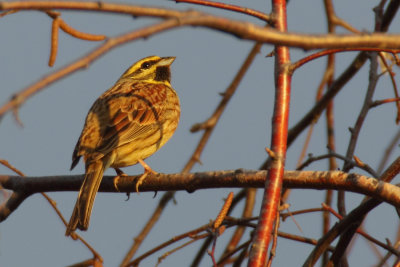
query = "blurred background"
xmin=1 ymin=0 xmax=400 ymax=266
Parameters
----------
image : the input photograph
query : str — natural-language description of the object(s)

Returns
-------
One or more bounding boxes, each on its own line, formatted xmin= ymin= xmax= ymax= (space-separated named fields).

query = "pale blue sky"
xmin=1 ymin=1 xmax=400 ymax=266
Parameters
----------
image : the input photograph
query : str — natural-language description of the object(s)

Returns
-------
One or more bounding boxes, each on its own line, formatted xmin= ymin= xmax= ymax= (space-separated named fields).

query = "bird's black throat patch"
xmin=155 ymin=66 xmax=171 ymax=82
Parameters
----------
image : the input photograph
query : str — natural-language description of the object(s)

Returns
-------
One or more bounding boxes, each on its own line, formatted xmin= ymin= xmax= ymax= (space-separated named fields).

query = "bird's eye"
xmin=141 ymin=62 xmax=151 ymax=69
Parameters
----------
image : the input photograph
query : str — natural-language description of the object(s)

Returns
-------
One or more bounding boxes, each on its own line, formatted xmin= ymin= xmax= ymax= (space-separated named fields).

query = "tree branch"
xmin=2 ymin=170 xmax=400 ymax=222
xmin=1 ymin=2 xmax=400 ymax=49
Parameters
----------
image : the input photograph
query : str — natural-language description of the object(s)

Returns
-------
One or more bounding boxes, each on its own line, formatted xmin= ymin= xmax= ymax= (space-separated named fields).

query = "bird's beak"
xmin=158 ymin=57 xmax=176 ymax=66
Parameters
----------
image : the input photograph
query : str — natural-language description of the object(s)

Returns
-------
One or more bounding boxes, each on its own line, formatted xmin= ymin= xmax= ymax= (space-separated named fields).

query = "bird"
xmin=65 ymin=55 xmax=180 ymax=236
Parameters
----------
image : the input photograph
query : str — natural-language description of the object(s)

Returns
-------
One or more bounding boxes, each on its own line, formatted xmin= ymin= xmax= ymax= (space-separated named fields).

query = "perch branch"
xmin=3 ymin=170 xmax=400 ymax=228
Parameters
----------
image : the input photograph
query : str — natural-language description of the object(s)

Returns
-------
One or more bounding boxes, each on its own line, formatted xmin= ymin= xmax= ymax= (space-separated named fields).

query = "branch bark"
xmin=2 ymin=170 xmax=400 ymax=221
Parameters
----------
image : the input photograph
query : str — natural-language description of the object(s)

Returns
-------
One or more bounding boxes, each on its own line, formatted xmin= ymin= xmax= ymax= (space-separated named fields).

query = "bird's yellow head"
xmin=120 ymin=55 xmax=176 ymax=84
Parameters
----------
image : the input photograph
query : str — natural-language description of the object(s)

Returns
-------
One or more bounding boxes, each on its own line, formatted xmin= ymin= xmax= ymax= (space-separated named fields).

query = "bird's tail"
xmin=66 ymin=160 xmax=105 ymax=236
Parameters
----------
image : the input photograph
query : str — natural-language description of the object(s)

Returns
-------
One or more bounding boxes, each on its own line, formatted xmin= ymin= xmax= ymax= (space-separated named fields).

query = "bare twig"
xmin=322 ymin=203 xmax=400 ymax=256
xmin=155 ymin=233 xmax=209 ymax=267
xmin=219 ymin=189 xmax=256 ymax=265
xmin=49 ymin=16 xmax=61 ymax=67
xmin=330 ymin=10 xmax=383 ymax=259
xmin=266 ymin=213 xmax=280 ymax=267
xmin=297 ymin=152 xmax=379 ymax=177
xmin=127 ymin=223 xmax=211 ymax=266
xmin=174 ymin=0 xmax=271 ymax=22
xmin=377 ymin=128 xmax=400 ymax=175
xmin=377 ymin=52 xmax=400 ymax=123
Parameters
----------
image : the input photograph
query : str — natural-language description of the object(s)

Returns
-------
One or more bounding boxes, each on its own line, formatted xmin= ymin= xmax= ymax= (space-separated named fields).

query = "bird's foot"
xmin=113 ymin=168 xmax=128 ymax=192
xmin=136 ymin=159 xmax=157 ymax=192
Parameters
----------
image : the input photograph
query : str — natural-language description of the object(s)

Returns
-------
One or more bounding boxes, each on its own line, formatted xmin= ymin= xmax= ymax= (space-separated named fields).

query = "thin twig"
xmin=322 ymin=203 xmax=400 ymax=257
xmin=376 ymin=237 xmax=400 ymax=267
xmin=191 ymin=236 xmax=213 ymax=267
xmin=266 ymin=212 xmax=280 ymax=267
xmin=0 ymin=9 xmax=18 ymax=17
xmin=127 ymin=223 xmax=212 ymax=266
xmin=290 ymin=48 xmax=400 ymax=73
xmin=49 ymin=16 xmax=61 ymax=67
xmin=377 ymin=128 xmax=400 ymax=175
xmin=377 ymin=52 xmax=400 ymax=122
xmin=331 ymin=48 xmax=380 ymax=263
xmin=218 ymin=240 xmax=251 ymax=265
xmin=155 ymin=233 xmax=209 ymax=267
xmin=174 ymin=0 xmax=271 ymax=22
xmin=320 ymin=3 xmax=338 ymax=262
xmin=280 ymin=207 xmax=324 ymax=221
xmin=59 ymin=20 xmax=106 ymax=41
xmin=219 ymin=189 xmax=256 ymax=265
xmin=297 ymin=152 xmax=378 ymax=178
xmin=371 ymin=97 xmax=400 ymax=108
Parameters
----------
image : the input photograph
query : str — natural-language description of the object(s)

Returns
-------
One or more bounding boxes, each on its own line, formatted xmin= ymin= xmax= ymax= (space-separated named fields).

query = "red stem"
xmin=247 ymin=0 xmax=291 ymax=266
xmin=290 ymin=48 xmax=400 ymax=73
xmin=175 ymin=0 xmax=271 ymax=22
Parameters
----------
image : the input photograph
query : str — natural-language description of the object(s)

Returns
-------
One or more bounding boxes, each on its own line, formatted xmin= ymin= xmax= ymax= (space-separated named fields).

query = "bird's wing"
xmin=74 ymin=82 xmax=169 ymax=161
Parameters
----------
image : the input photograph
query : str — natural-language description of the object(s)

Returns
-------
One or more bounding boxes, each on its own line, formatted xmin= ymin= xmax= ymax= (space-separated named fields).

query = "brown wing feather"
xmin=72 ymin=81 xmax=169 ymax=162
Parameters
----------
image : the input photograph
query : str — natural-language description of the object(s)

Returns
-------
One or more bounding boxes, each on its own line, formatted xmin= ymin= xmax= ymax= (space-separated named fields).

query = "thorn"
xmin=265 ymin=147 xmax=276 ymax=159
xmin=11 ymin=94 xmax=24 ymax=127
xmin=353 ymin=155 xmax=365 ymax=167
xmin=12 ymin=106 xmax=24 ymax=127
xmin=266 ymin=50 xmax=275 ymax=57
xmin=279 ymin=203 xmax=290 ymax=211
